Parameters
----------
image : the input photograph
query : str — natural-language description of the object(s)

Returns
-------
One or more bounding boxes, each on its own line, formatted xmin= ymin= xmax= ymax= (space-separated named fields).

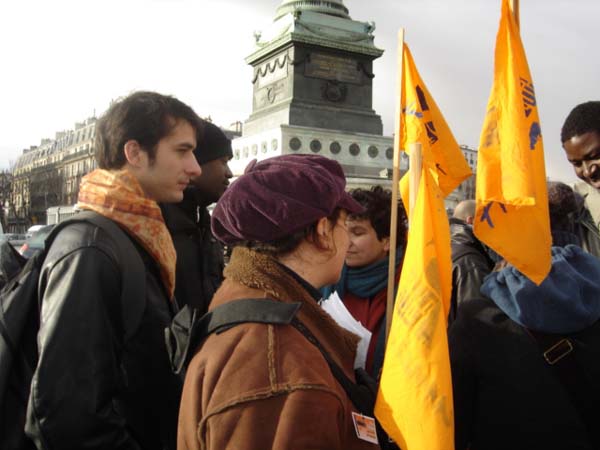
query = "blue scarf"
xmin=322 ymin=247 xmax=404 ymax=300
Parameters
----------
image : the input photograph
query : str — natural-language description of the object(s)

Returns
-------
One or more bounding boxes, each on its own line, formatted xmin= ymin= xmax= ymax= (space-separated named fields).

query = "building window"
xmin=261 ymin=141 xmax=268 ymax=153
xmin=271 ymin=139 xmax=278 ymax=152
xmin=386 ymin=147 xmax=394 ymax=160
xmin=349 ymin=143 xmax=360 ymax=156
xmin=234 ymin=149 xmax=240 ymax=160
xmin=289 ymin=137 xmax=302 ymax=151
xmin=310 ymin=139 xmax=322 ymax=153
xmin=243 ymin=147 xmax=249 ymax=158
xmin=368 ymin=145 xmax=378 ymax=158
xmin=251 ymin=144 xmax=258 ymax=156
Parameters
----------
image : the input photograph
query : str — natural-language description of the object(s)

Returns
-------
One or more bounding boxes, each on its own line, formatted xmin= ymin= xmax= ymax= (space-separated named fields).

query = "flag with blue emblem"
xmin=375 ymin=42 xmax=469 ymax=450
xmin=474 ymin=0 xmax=551 ymax=284
xmin=399 ymin=44 xmax=472 ymax=196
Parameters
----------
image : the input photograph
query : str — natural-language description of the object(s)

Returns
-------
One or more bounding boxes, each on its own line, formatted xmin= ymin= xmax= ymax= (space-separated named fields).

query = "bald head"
xmin=453 ymin=200 xmax=476 ymax=224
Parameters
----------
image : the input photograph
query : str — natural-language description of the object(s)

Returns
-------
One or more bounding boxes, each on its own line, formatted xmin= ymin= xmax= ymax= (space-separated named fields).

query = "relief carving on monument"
xmin=321 ymin=80 xmax=347 ymax=103
xmin=253 ymin=51 xmax=291 ymax=88
xmin=305 ymin=52 xmax=362 ymax=85
xmin=256 ymin=79 xmax=288 ymax=108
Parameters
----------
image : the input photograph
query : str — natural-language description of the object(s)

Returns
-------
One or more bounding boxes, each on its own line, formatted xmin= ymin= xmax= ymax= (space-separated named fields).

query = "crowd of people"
xmin=6 ymin=92 xmax=600 ymax=450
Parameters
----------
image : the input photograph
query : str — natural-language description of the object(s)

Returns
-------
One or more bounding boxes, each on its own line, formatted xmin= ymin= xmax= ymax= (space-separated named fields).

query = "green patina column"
xmin=244 ymin=0 xmax=383 ymax=136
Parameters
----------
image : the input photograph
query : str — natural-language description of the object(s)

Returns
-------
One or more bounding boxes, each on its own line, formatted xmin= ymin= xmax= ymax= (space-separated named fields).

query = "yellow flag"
xmin=400 ymin=44 xmax=472 ymax=199
xmin=375 ymin=43 xmax=463 ymax=450
xmin=474 ymin=0 xmax=551 ymax=285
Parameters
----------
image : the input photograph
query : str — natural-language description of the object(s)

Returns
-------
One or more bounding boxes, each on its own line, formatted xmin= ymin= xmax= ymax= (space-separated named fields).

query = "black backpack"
xmin=166 ymin=299 xmax=399 ymax=449
xmin=0 ymin=211 xmax=145 ymax=450
xmin=0 ymin=240 xmax=26 ymax=290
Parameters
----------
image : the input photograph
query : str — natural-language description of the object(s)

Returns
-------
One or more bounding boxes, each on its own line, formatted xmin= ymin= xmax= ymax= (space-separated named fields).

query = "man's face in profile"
xmin=190 ymin=155 xmax=233 ymax=205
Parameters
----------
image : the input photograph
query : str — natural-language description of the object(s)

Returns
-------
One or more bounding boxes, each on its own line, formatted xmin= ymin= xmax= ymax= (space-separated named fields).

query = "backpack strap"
xmin=289 ymin=318 xmax=397 ymax=448
xmin=166 ymin=299 xmax=301 ymax=374
xmin=289 ymin=318 xmax=376 ymax=416
xmin=47 ymin=211 xmax=146 ymax=341
xmin=525 ymin=328 xmax=600 ymax=448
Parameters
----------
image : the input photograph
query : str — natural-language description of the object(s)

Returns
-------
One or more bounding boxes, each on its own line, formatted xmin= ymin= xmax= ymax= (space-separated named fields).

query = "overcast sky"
xmin=0 ymin=0 xmax=598 ymax=183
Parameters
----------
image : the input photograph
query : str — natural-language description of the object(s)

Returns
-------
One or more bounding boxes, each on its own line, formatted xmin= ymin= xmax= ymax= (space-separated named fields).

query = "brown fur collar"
xmin=222 ymin=247 xmax=360 ymax=369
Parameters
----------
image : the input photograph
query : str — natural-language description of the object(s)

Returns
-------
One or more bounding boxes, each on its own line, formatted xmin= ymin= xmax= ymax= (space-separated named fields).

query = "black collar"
xmin=276 ymin=262 xmax=322 ymax=302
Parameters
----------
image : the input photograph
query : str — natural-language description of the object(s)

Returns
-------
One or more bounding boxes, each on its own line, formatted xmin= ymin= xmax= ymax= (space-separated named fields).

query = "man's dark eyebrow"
xmin=582 ymin=147 xmax=600 ymax=158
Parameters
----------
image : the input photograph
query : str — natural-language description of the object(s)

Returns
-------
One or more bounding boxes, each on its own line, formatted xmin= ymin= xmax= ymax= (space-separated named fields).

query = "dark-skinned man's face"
xmin=564 ymin=130 xmax=600 ymax=190
xmin=190 ymin=156 xmax=233 ymax=204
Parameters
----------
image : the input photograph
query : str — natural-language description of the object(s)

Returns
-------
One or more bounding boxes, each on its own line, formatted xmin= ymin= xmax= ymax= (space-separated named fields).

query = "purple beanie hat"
xmin=211 ymin=154 xmax=364 ymax=244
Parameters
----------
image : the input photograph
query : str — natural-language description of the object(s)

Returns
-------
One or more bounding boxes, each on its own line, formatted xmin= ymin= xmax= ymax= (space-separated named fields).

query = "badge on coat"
xmin=351 ymin=412 xmax=379 ymax=444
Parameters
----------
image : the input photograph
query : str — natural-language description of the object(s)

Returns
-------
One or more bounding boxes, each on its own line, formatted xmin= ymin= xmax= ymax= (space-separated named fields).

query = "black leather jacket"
xmin=26 ymin=221 xmax=182 ymax=450
xmin=449 ymin=218 xmax=494 ymax=325
xmin=161 ymin=203 xmax=224 ymax=315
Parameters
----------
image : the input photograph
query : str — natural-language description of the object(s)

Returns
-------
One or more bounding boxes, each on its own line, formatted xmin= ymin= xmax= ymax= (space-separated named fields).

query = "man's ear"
xmin=124 ymin=140 xmax=143 ymax=167
xmin=382 ymin=236 xmax=391 ymax=252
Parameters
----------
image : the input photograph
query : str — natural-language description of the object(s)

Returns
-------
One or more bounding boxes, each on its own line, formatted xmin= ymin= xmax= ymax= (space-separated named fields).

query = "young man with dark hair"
xmin=25 ymin=91 xmax=202 ymax=450
xmin=161 ymin=121 xmax=233 ymax=314
xmin=95 ymin=90 xmax=203 ymax=170
xmin=561 ymin=100 xmax=600 ymax=256
xmin=323 ymin=186 xmax=407 ymax=377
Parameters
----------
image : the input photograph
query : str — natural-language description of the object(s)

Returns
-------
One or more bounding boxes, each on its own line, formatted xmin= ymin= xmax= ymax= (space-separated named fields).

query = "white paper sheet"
xmin=321 ymin=291 xmax=372 ymax=370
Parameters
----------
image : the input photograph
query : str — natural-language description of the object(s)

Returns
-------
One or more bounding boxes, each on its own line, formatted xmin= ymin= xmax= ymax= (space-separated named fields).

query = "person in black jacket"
xmin=160 ymin=121 xmax=233 ymax=314
xmin=449 ymin=200 xmax=493 ymax=325
xmin=450 ymin=186 xmax=600 ymax=450
xmin=25 ymin=91 xmax=203 ymax=450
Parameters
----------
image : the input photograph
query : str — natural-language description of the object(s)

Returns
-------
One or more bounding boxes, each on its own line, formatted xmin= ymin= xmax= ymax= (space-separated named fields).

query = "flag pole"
xmin=385 ymin=28 xmax=405 ymax=340
xmin=510 ymin=0 xmax=520 ymax=27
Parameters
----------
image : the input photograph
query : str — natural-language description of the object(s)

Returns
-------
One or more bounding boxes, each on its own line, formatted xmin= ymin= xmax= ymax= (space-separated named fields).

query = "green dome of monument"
xmin=274 ymin=0 xmax=350 ymax=21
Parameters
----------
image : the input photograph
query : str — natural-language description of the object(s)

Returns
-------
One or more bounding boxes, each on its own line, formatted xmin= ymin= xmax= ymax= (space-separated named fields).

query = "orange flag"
xmin=375 ymin=43 xmax=469 ymax=450
xmin=474 ymin=0 xmax=551 ymax=284
xmin=399 ymin=44 xmax=472 ymax=199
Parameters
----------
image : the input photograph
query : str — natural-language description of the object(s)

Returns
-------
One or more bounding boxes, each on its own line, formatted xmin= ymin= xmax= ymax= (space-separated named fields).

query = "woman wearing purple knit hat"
xmin=176 ymin=154 xmax=381 ymax=450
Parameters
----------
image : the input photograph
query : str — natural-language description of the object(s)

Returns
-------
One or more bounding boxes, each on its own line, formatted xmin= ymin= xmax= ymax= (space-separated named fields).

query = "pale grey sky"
xmin=0 ymin=0 xmax=597 ymax=183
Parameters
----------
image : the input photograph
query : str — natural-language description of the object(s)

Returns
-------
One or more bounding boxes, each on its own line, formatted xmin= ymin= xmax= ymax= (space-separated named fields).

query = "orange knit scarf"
xmin=77 ymin=169 xmax=176 ymax=300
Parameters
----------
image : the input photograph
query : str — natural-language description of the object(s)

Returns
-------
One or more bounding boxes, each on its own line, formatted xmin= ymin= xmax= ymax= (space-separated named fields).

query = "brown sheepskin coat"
xmin=177 ymin=247 xmax=380 ymax=450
